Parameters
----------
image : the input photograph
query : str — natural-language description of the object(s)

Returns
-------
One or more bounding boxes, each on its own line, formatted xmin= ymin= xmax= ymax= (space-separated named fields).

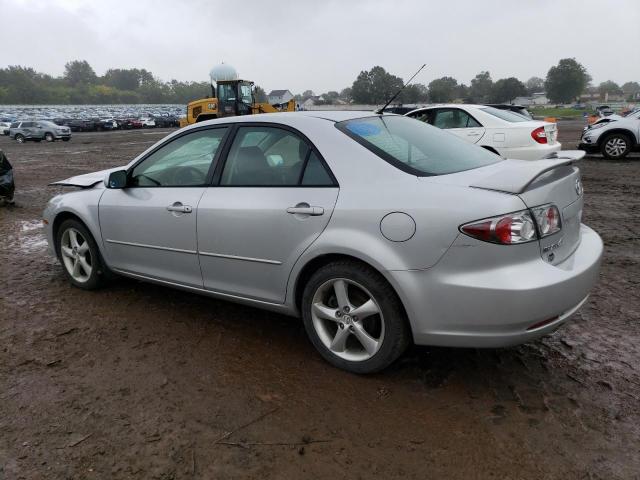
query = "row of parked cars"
xmin=0 ymin=115 xmax=182 ymax=143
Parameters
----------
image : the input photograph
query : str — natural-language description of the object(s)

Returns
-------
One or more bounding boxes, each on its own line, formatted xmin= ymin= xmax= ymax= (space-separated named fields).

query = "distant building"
xmin=512 ymin=93 xmax=550 ymax=106
xmin=268 ymin=90 xmax=294 ymax=105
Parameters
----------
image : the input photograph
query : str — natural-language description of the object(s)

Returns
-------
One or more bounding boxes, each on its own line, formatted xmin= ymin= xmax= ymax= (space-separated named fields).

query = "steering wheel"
xmin=172 ymin=166 xmax=205 ymax=186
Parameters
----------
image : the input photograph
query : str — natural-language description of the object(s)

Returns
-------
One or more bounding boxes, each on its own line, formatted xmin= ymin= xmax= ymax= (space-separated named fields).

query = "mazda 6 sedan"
xmin=44 ymin=111 xmax=603 ymax=373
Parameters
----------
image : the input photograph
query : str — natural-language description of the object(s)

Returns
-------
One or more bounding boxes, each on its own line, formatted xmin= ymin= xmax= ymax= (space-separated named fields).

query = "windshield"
xmin=336 ymin=115 xmax=501 ymax=176
xmin=479 ymin=106 xmax=530 ymax=122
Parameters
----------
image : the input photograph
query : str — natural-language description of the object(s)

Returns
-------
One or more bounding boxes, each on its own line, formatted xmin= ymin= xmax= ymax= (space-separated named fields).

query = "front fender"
xmin=44 ymin=187 xmax=106 ymax=258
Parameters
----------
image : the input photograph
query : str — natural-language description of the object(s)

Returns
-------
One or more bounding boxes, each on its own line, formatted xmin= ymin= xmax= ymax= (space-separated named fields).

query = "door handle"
xmin=287 ymin=205 xmax=324 ymax=216
xmin=166 ymin=202 xmax=192 ymax=213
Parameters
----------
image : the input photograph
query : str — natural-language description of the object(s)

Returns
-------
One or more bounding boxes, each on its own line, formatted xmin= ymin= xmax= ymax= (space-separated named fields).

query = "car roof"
xmin=191 ymin=111 xmax=381 ymax=131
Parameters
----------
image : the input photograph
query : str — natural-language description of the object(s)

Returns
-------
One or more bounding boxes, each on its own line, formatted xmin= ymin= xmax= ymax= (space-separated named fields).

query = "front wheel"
xmin=56 ymin=219 xmax=107 ymax=290
xmin=301 ymin=261 xmax=411 ymax=374
xmin=601 ymin=133 xmax=631 ymax=159
xmin=44 ymin=132 xmax=54 ymax=142
xmin=15 ymin=134 xmax=25 ymax=143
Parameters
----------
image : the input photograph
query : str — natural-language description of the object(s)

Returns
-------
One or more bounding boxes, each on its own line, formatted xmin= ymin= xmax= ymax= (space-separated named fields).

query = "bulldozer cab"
xmin=216 ymin=80 xmax=254 ymax=117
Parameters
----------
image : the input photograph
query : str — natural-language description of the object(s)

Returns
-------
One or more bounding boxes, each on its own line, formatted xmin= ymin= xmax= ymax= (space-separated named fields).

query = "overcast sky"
xmin=2 ymin=0 xmax=639 ymax=93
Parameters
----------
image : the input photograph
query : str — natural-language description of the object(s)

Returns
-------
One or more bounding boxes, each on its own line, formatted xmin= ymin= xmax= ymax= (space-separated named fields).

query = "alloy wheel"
xmin=310 ymin=278 xmax=385 ymax=362
xmin=604 ymin=137 xmax=627 ymax=158
xmin=60 ymin=227 xmax=93 ymax=283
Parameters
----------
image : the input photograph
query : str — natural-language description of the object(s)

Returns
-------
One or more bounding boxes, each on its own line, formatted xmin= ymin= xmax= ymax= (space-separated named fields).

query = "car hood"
xmin=420 ymin=150 xmax=585 ymax=194
xmin=49 ymin=167 xmax=119 ymax=188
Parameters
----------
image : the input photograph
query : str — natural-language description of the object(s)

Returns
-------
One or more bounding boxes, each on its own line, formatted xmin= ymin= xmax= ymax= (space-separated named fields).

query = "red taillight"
xmin=531 ymin=126 xmax=547 ymax=144
xmin=531 ymin=204 xmax=562 ymax=237
xmin=461 ymin=210 xmax=536 ymax=245
xmin=461 ymin=204 xmax=562 ymax=245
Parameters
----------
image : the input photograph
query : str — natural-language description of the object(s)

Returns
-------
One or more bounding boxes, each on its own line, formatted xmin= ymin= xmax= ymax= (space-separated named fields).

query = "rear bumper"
xmin=389 ymin=224 xmax=603 ymax=348
xmin=498 ymin=142 xmax=561 ymax=161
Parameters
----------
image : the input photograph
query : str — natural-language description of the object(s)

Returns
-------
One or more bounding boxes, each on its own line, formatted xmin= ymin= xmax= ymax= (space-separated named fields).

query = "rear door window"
xmin=433 ymin=109 xmax=481 ymax=129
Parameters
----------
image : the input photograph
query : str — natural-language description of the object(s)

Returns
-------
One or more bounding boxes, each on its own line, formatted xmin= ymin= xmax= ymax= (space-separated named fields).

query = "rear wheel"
xmin=15 ymin=134 xmax=25 ymax=143
xmin=601 ymin=133 xmax=631 ymax=159
xmin=44 ymin=132 xmax=54 ymax=142
xmin=56 ymin=219 xmax=107 ymax=290
xmin=301 ymin=261 xmax=410 ymax=374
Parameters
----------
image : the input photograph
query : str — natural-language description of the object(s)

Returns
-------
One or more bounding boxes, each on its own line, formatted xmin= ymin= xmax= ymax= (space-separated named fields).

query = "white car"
xmin=0 ymin=122 xmax=12 ymax=135
xmin=406 ymin=104 xmax=561 ymax=160
xmin=140 ymin=117 xmax=156 ymax=128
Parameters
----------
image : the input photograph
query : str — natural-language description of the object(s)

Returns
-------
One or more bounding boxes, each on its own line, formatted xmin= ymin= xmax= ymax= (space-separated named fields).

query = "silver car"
xmin=579 ymin=109 xmax=640 ymax=159
xmin=10 ymin=120 xmax=71 ymax=143
xmin=44 ymin=112 xmax=603 ymax=373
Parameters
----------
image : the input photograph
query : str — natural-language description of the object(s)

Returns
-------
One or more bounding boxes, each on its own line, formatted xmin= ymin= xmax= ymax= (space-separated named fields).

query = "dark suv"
xmin=9 ymin=121 xmax=71 ymax=143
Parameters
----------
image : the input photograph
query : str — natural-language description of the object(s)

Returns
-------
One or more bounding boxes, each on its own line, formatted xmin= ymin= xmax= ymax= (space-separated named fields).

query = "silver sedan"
xmin=44 ymin=111 xmax=603 ymax=373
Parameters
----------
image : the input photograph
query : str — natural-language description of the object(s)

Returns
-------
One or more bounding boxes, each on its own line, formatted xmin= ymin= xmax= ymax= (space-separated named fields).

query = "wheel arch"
xmin=291 ymin=252 xmax=411 ymax=335
xmin=597 ymin=128 xmax=637 ymax=146
xmin=51 ymin=206 xmax=105 ymax=261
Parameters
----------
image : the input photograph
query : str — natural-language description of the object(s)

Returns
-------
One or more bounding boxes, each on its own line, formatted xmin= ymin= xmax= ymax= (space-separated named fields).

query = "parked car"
xmin=0 ymin=150 xmax=14 ymax=204
xmin=0 ymin=121 xmax=12 ymax=135
xmin=595 ymin=105 xmax=615 ymax=117
xmin=406 ymin=104 xmax=560 ymax=160
xmin=68 ymin=119 xmax=98 ymax=132
xmin=140 ymin=117 xmax=156 ymax=128
xmin=97 ymin=119 xmax=118 ymax=131
xmin=9 ymin=120 xmax=71 ymax=143
xmin=484 ymin=104 xmax=533 ymax=119
xmin=44 ymin=112 xmax=602 ymax=373
xmin=579 ymin=109 xmax=640 ymax=159
xmin=152 ymin=115 xmax=180 ymax=128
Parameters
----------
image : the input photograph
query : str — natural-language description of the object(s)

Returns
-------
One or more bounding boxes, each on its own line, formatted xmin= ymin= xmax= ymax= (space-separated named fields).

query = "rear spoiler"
xmin=470 ymin=150 xmax=585 ymax=194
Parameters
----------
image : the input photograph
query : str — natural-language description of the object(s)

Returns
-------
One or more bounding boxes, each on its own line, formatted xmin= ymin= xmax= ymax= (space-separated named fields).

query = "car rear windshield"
xmin=335 ymin=115 xmax=501 ymax=176
xmin=479 ymin=106 xmax=530 ymax=122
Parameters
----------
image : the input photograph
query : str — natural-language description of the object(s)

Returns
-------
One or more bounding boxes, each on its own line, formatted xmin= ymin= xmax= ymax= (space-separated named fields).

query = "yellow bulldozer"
xmin=179 ymin=63 xmax=295 ymax=128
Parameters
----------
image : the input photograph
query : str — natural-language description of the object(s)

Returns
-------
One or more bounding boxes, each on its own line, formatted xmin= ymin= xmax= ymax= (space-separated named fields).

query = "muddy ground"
xmin=1 ymin=120 xmax=639 ymax=479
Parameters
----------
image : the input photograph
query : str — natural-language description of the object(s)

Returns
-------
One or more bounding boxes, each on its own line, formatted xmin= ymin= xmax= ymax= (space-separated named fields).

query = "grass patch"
xmin=529 ymin=107 xmax=589 ymax=118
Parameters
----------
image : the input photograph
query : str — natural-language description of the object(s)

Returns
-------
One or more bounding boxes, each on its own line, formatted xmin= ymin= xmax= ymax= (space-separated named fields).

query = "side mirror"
xmin=106 ymin=170 xmax=127 ymax=189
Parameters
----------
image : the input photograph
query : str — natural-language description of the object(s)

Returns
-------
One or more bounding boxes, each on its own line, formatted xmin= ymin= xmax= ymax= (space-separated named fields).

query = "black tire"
xmin=55 ymin=218 xmax=108 ymax=290
xmin=44 ymin=132 xmax=54 ymax=142
xmin=301 ymin=260 xmax=411 ymax=374
xmin=62 ymin=137 xmax=70 ymax=142
xmin=601 ymin=133 xmax=632 ymax=159
xmin=15 ymin=134 xmax=25 ymax=143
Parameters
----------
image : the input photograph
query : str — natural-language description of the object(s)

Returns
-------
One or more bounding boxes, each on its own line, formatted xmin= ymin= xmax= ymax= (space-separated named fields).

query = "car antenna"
xmin=375 ymin=64 xmax=426 ymax=115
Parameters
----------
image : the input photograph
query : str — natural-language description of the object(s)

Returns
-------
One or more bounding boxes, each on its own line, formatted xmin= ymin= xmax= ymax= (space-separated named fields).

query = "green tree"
xmin=103 ymin=69 xmax=141 ymax=91
xmin=525 ymin=76 xmax=545 ymax=95
xmin=339 ymin=87 xmax=352 ymax=102
xmin=621 ymin=81 xmax=640 ymax=98
xmin=253 ymin=85 xmax=267 ymax=103
xmin=427 ymin=77 xmax=458 ymax=103
xmin=400 ymin=83 xmax=428 ymax=103
xmin=63 ymin=60 xmax=97 ymax=87
xmin=544 ymin=58 xmax=591 ymax=104
xmin=351 ymin=66 xmax=403 ymax=104
xmin=469 ymin=71 xmax=493 ymax=103
xmin=598 ymin=80 xmax=622 ymax=100
xmin=490 ymin=77 xmax=527 ymax=103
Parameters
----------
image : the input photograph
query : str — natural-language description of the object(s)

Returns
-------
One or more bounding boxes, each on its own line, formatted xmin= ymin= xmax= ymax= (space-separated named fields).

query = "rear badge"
xmin=542 ymin=237 xmax=564 ymax=254
xmin=575 ymin=178 xmax=583 ymax=196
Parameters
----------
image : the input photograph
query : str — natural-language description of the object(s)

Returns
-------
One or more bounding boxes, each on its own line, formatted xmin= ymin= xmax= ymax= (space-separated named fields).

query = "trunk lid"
xmin=421 ymin=150 xmax=585 ymax=265
xmin=471 ymin=151 xmax=584 ymax=265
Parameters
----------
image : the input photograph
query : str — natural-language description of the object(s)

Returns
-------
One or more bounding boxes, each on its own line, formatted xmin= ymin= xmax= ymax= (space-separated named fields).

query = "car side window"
xmin=302 ymin=151 xmax=334 ymax=185
xmin=433 ymin=109 xmax=480 ymax=129
xmin=220 ymin=126 xmax=333 ymax=187
xmin=130 ymin=127 xmax=227 ymax=187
